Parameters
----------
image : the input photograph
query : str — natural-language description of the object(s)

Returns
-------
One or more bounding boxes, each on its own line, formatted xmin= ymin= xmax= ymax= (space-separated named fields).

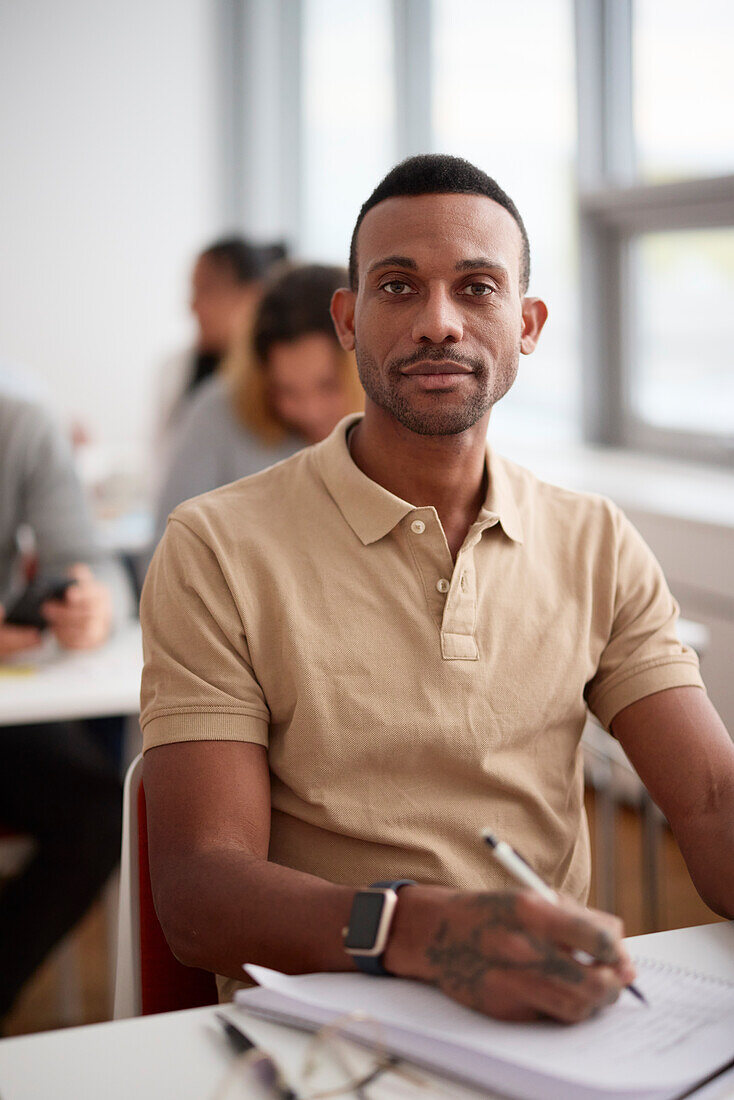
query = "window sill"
xmin=490 ymin=433 xmax=734 ymax=531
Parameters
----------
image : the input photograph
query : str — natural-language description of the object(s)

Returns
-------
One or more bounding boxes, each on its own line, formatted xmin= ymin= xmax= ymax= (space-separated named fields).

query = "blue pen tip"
xmin=482 ymin=831 xmax=498 ymax=848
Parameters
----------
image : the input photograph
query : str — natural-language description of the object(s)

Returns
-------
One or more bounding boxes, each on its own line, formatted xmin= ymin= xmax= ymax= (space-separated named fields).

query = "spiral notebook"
xmin=235 ymin=955 xmax=734 ymax=1100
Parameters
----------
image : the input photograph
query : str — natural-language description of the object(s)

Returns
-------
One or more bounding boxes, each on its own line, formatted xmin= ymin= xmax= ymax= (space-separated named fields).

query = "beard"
xmin=354 ymin=340 xmax=521 ymax=436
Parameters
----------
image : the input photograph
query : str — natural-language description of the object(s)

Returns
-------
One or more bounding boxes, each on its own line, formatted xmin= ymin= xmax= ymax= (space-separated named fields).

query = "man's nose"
xmin=411 ymin=286 xmax=463 ymax=344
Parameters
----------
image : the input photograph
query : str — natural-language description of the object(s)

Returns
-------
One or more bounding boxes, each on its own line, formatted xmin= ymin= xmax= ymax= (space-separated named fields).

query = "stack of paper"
xmin=236 ymin=956 xmax=734 ymax=1100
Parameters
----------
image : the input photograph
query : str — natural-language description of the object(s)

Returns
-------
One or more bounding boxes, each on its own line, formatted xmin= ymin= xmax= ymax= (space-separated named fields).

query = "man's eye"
xmin=382 ymin=280 xmax=414 ymax=295
xmin=462 ymin=283 xmax=493 ymax=297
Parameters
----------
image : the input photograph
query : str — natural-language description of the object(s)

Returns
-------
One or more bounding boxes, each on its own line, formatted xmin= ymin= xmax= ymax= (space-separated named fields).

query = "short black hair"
xmin=200 ymin=236 xmax=288 ymax=284
xmin=348 ymin=154 xmax=530 ymax=294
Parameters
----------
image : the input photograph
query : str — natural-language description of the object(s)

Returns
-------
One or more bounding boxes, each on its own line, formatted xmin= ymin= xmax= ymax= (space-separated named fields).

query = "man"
xmin=141 ymin=155 xmax=734 ymax=1025
xmin=0 ymin=393 xmax=123 ymax=1026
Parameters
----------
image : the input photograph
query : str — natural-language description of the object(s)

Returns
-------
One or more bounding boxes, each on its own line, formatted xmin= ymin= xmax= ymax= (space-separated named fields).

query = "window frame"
xmin=223 ymin=0 xmax=303 ymax=246
xmin=229 ymin=0 xmax=734 ymax=466
xmin=575 ymin=0 xmax=734 ymax=467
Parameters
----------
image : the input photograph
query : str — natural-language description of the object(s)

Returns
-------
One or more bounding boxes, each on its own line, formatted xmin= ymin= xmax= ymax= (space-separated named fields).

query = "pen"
xmin=481 ymin=830 xmax=648 ymax=1005
xmin=216 ymin=1012 xmax=299 ymax=1099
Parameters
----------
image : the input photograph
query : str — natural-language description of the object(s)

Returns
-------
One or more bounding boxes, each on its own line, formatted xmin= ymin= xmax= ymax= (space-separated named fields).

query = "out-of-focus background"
xmin=0 ymin=0 xmax=732 ymax=1040
xmin=2 ymin=0 xmax=732 ymax=457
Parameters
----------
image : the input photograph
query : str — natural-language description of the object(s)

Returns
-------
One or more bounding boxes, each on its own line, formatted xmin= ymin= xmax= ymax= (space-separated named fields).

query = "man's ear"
xmin=330 ymin=288 xmax=356 ymax=352
xmin=520 ymin=297 xmax=548 ymax=355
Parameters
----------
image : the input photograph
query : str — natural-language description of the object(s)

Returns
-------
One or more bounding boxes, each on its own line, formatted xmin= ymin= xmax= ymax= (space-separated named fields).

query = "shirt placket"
xmin=440 ymin=547 xmax=479 ymax=660
xmin=405 ymin=510 xmax=499 ymax=662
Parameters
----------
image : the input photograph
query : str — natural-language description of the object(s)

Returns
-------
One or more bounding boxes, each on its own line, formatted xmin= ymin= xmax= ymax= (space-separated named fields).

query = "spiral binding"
xmin=633 ymin=954 xmax=734 ymax=992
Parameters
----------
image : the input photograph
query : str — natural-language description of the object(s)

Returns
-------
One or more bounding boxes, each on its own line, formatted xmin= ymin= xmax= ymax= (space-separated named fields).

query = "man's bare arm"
xmin=144 ymin=741 xmax=355 ymax=977
xmin=144 ymin=740 xmax=635 ymax=1022
xmin=612 ymin=685 xmax=734 ymax=917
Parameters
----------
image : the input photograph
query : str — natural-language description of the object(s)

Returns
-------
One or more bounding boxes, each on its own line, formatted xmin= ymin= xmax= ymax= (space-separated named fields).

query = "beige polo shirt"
xmin=141 ymin=413 xmax=703 ymax=976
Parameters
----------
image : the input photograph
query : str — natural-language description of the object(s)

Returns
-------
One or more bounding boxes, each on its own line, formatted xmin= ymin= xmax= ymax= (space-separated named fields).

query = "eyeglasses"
xmin=211 ymin=1010 xmax=450 ymax=1099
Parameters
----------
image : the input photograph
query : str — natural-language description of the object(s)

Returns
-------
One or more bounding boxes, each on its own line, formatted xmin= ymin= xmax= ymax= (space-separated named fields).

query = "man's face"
xmin=337 ymin=193 xmax=541 ymax=437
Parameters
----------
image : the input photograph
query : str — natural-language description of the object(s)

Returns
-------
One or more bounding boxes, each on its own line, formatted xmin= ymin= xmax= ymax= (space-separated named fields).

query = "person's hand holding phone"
xmin=42 ymin=563 xmax=112 ymax=650
xmin=0 ymin=606 xmax=42 ymax=657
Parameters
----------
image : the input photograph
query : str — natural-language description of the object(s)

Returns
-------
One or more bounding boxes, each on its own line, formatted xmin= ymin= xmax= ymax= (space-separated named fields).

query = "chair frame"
xmin=113 ymin=754 xmax=143 ymax=1017
xmin=114 ymin=753 xmax=217 ymax=1017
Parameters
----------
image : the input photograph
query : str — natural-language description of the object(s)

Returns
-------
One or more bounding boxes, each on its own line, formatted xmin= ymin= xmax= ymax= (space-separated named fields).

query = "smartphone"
xmin=4 ymin=577 xmax=77 ymax=629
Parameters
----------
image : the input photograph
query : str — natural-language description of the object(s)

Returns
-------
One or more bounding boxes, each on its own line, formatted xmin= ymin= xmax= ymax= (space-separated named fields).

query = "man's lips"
xmin=400 ymin=361 xmax=474 ymax=376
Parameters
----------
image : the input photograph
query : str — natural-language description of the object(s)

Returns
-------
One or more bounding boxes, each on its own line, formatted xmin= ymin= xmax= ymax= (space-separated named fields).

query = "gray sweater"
xmin=153 ymin=376 xmax=303 ymax=546
xmin=0 ymin=394 xmax=133 ymax=619
xmin=0 ymin=395 xmax=100 ymax=602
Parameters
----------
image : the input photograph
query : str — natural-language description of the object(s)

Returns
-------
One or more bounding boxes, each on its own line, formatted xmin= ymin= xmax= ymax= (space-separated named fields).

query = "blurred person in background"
xmin=151 ymin=263 xmax=363 ymax=548
xmin=155 ymin=236 xmax=287 ymax=452
xmin=0 ymin=393 xmax=127 ymax=1030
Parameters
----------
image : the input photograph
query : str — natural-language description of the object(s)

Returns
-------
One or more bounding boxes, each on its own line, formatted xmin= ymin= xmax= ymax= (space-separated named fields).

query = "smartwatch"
xmin=342 ymin=879 xmax=416 ymax=976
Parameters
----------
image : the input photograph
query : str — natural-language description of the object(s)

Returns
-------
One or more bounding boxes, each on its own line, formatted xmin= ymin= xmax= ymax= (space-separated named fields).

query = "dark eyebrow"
xmin=455 ymin=257 xmax=509 ymax=278
xmin=366 ymin=255 xmax=418 ymax=277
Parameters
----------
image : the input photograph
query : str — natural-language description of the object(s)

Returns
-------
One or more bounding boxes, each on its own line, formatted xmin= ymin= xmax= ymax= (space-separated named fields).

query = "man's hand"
xmin=0 ymin=605 xmax=42 ymax=657
xmin=42 ymin=563 xmax=112 ymax=650
xmin=385 ymin=887 xmax=637 ymax=1024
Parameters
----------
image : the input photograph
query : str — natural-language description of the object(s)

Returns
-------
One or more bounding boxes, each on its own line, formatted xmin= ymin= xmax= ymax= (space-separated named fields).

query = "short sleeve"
xmin=585 ymin=509 xmax=705 ymax=730
xmin=140 ymin=514 xmax=270 ymax=753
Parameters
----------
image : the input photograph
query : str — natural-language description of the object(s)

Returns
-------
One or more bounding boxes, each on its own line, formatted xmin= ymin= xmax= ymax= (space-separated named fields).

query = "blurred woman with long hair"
xmin=155 ymin=236 xmax=286 ymax=450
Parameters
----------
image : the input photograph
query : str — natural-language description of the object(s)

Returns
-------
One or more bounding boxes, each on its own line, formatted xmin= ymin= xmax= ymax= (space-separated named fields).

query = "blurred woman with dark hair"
xmin=156 ymin=236 xmax=287 ymax=446
xmin=151 ymin=263 xmax=362 ymax=547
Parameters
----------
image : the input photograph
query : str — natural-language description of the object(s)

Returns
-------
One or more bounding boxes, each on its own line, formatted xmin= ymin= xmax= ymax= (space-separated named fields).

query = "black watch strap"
xmin=352 ymin=879 xmax=416 ymax=977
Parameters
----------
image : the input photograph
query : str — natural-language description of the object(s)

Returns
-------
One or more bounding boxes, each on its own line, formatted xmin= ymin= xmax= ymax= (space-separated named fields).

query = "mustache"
xmin=388 ymin=348 xmax=485 ymax=374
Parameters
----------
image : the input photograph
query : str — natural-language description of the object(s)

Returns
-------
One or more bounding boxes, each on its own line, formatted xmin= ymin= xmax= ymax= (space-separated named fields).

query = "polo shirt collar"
xmin=480 ymin=446 xmax=524 ymax=544
xmin=314 ymin=414 xmax=523 ymax=546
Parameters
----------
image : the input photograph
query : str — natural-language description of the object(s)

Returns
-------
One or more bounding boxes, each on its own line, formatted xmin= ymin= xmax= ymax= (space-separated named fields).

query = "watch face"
xmin=344 ymin=891 xmax=387 ymax=951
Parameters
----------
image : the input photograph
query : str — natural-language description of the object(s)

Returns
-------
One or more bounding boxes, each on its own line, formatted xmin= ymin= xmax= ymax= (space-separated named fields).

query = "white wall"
xmin=0 ymin=0 xmax=222 ymax=451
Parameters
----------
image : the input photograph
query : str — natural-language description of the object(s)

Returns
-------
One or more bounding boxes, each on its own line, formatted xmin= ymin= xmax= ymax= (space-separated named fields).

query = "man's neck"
xmin=349 ymin=406 xmax=490 ymax=560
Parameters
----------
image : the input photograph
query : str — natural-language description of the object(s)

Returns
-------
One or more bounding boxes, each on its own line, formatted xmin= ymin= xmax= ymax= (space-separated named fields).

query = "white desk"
xmin=487 ymin=433 xmax=734 ymax=533
xmin=95 ymin=510 xmax=153 ymax=558
xmin=0 ymin=923 xmax=732 ymax=1100
xmin=0 ymin=620 xmax=142 ymax=726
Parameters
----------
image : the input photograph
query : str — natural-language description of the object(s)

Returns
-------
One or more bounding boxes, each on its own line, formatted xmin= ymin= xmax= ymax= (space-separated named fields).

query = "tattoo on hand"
xmin=424 ymin=894 xmax=583 ymax=1003
xmin=594 ymin=928 xmax=618 ymax=965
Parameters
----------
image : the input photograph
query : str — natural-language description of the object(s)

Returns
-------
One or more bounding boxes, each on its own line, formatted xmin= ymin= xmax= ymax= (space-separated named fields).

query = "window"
xmin=634 ymin=0 xmax=734 ymax=184
xmin=577 ymin=0 xmax=734 ymax=465
xmin=300 ymin=0 xmax=395 ymax=265
xmin=631 ymin=228 xmax=734 ymax=439
xmin=237 ymin=0 xmax=734 ymax=464
xmin=431 ymin=0 xmax=579 ymax=442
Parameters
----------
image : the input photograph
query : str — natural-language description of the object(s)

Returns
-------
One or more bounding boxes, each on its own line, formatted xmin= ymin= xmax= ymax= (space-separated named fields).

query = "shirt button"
xmin=436 ymin=578 xmax=450 ymax=594
xmin=411 ymin=519 xmax=425 ymax=534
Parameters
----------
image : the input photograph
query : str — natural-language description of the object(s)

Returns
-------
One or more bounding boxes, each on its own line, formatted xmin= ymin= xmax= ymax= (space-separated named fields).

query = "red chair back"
xmin=137 ymin=783 xmax=218 ymax=1014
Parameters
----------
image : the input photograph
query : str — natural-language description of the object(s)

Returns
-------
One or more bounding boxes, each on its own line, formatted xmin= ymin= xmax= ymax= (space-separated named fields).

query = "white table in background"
xmin=0 ymin=620 xmax=143 ymax=1021
xmin=0 ymin=922 xmax=731 ymax=1100
xmin=0 ymin=620 xmax=142 ymax=727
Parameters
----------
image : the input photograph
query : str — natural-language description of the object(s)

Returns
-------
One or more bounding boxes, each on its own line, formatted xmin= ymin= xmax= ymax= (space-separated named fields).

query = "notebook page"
xmin=243 ymin=956 xmax=734 ymax=1095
